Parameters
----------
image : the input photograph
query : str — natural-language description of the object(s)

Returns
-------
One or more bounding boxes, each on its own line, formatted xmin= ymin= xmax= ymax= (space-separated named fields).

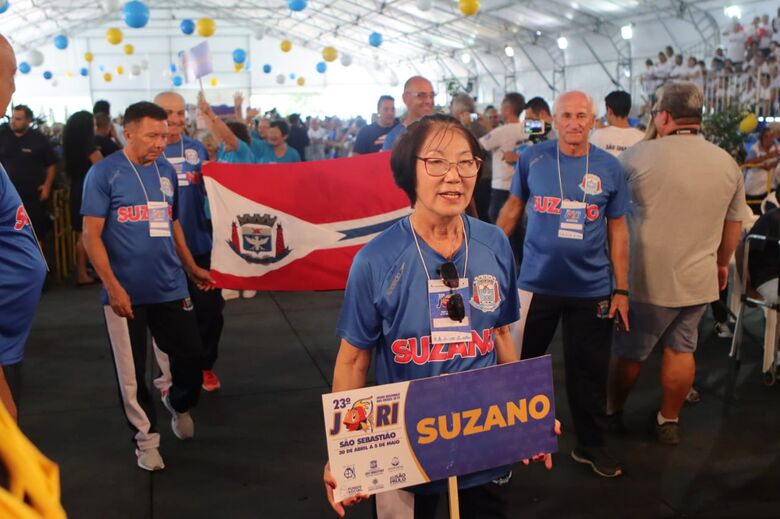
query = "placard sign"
xmin=322 ymin=355 xmax=557 ymax=500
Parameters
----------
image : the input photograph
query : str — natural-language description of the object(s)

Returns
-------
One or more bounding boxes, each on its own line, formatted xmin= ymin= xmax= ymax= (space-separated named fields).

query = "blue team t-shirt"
xmin=81 ymin=151 xmax=189 ymax=306
xmin=250 ymin=137 xmax=268 ymax=162
xmin=217 ymin=140 xmax=255 ymax=164
xmin=381 ymin=124 xmax=407 ymax=151
xmin=254 ymin=140 xmax=302 ymax=164
xmin=0 ymin=163 xmax=47 ymax=365
xmin=163 ymin=136 xmax=212 ymax=257
xmin=336 ymin=215 xmax=520 ymax=493
xmin=510 ymin=140 xmax=629 ymax=297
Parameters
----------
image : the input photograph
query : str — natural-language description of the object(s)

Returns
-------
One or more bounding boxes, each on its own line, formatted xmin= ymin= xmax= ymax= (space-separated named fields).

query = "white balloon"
xmin=276 ymin=73 xmax=285 ymax=84
xmin=130 ymin=64 xmax=142 ymax=76
xmin=140 ymin=59 xmax=149 ymax=70
xmin=416 ymin=0 xmax=433 ymax=10
xmin=340 ymin=53 xmax=352 ymax=67
xmin=102 ymin=0 xmax=119 ymax=12
xmin=51 ymin=79 xmax=58 ymax=87
xmin=254 ymin=27 xmax=265 ymax=40
xmin=27 ymin=49 xmax=44 ymax=67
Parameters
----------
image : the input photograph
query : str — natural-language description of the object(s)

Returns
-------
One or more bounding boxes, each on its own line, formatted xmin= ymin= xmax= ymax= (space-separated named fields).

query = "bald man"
xmin=381 ymin=75 xmax=435 ymax=150
xmin=153 ymin=92 xmax=224 ymax=394
xmin=497 ymin=90 xmax=630 ymax=478
xmin=0 ymin=34 xmax=47 ymax=420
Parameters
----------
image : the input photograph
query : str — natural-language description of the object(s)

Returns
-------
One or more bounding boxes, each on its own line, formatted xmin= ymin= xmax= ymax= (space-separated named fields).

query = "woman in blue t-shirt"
xmin=323 ymin=114 xmax=558 ymax=518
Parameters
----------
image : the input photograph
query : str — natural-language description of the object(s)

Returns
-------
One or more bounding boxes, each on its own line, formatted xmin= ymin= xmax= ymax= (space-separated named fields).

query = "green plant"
xmin=702 ymin=107 xmax=749 ymax=163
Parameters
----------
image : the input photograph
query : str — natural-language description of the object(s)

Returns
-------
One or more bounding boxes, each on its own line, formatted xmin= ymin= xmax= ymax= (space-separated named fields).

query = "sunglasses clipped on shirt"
xmin=439 ymin=261 xmax=465 ymax=322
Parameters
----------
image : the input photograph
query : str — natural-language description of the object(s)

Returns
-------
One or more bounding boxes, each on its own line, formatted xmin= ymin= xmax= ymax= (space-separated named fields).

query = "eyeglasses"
xmin=439 ymin=261 xmax=465 ymax=322
xmin=417 ymin=156 xmax=482 ymax=178
xmin=651 ymin=109 xmax=666 ymax=118
xmin=406 ymin=91 xmax=437 ymax=100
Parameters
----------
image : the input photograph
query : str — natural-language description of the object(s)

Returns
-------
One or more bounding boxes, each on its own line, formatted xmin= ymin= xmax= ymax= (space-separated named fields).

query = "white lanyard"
xmin=162 ymin=139 xmax=185 ymax=161
xmin=409 ymin=214 xmax=469 ymax=282
xmin=123 ymin=151 xmax=164 ymax=204
xmin=556 ymin=141 xmax=590 ymax=203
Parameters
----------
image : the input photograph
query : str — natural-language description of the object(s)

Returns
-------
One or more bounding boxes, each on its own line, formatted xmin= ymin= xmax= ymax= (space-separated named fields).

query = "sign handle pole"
xmin=447 ymin=476 xmax=460 ymax=519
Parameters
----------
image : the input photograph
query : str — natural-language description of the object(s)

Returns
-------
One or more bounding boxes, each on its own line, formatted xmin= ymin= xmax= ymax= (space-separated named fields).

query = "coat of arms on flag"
xmin=229 ymin=213 xmax=290 ymax=264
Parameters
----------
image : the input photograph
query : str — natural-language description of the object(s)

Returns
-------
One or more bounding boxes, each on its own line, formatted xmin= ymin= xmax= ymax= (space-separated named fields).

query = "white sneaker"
xmin=162 ymin=393 xmax=194 ymax=440
xmin=715 ymin=322 xmax=733 ymax=339
xmin=222 ymin=289 xmax=240 ymax=301
xmin=242 ymin=290 xmax=257 ymax=299
xmin=136 ymin=448 xmax=165 ymax=471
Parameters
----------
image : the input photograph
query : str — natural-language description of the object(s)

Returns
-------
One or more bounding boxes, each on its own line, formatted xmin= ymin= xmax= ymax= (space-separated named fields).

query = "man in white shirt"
xmin=669 ymin=54 xmax=688 ymax=82
xmin=479 ymin=92 xmax=527 ymax=259
xmin=590 ymin=91 xmax=644 ymax=158
xmin=725 ymin=20 xmax=748 ymax=66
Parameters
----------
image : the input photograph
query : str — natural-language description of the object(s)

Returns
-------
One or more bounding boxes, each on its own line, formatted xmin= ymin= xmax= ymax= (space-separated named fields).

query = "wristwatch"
xmin=612 ymin=289 xmax=629 ymax=296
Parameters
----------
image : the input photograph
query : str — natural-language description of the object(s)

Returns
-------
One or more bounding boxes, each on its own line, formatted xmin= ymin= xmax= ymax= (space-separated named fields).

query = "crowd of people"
xmin=0 ymin=18 xmax=779 ymax=517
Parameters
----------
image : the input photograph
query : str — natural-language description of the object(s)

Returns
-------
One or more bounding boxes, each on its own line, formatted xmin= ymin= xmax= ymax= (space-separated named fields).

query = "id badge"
xmin=167 ymin=157 xmax=188 ymax=186
xmin=148 ymin=201 xmax=171 ymax=238
xmin=428 ymin=278 xmax=472 ymax=345
xmin=558 ymin=200 xmax=585 ymax=240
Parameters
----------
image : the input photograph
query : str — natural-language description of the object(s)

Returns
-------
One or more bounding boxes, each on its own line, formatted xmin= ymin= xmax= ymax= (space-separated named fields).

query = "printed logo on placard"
xmin=469 ymin=274 xmax=502 ymax=312
xmin=343 ymin=466 xmax=356 ymax=480
xmin=343 ymin=397 xmax=374 ymax=433
xmin=228 ymin=213 xmax=291 ymax=264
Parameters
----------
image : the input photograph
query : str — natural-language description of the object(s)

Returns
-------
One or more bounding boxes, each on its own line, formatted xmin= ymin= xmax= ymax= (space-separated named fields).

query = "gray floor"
xmin=17 ymin=283 xmax=780 ymax=519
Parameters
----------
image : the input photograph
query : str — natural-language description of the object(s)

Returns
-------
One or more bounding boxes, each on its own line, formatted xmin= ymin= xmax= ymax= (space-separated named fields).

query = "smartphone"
xmin=524 ymin=119 xmax=544 ymax=135
xmin=614 ymin=312 xmax=626 ymax=332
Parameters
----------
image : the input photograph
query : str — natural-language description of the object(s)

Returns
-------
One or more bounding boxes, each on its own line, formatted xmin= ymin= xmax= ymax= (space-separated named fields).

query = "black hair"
xmin=123 ymin=101 xmax=167 ymax=126
xmin=13 ymin=104 xmax=32 ymax=119
xmin=225 ymin=121 xmax=251 ymax=144
xmin=390 ymin=114 xmax=484 ymax=206
xmin=94 ymin=112 xmax=111 ymax=129
xmin=288 ymin=113 xmax=300 ymax=125
xmin=270 ymin=120 xmax=290 ymax=136
xmin=93 ymin=100 xmax=110 ymax=115
xmin=604 ymin=90 xmax=632 ymax=118
xmin=525 ymin=97 xmax=550 ymax=116
xmin=502 ymin=92 xmax=526 ymax=117
xmin=63 ymin=111 xmax=96 ymax=167
xmin=377 ymin=95 xmax=394 ymax=111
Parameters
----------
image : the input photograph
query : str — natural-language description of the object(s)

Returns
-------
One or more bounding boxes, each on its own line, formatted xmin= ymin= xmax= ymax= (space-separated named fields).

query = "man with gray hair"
xmin=608 ymin=82 xmax=745 ymax=446
xmin=497 ymin=90 xmax=630 ymax=477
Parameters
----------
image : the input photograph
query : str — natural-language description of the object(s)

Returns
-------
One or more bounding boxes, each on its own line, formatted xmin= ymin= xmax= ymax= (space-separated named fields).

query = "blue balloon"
xmin=289 ymin=73 xmax=296 ymax=79
xmin=98 ymin=64 xmax=105 ymax=72
xmin=172 ymin=75 xmax=183 ymax=87
xmin=53 ymin=34 xmax=68 ymax=50
xmin=169 ymin=63 xmax=177 ymax=73
xmin=18 ymin=61 xmax=30 ymax=74
xmin=180 ymin=19 xmax=195 ymax=35
xmin=79 ymin=67 xmax=89 ymax=77
xmin=262 ymin=64 xmax=271 ymax=74
xmin=232 ymin=48 xmax=246 ymax=64
xmin=288 ymin=0 xmax=307 ymax=11
xmin=316 ymin=61 xmax=326 ymax=73
xmin=123 ymin=0 xmax=150 ymax=29
xmin=0 ymin=1 xmax=9 ymax=14
xmin=369 ymin=32 xmax=383 ymax=47
xmin=43 ymin=70 xmax=52 ymax=80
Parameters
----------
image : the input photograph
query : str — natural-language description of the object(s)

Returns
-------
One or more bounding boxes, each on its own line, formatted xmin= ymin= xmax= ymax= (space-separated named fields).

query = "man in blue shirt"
xmin=254 ymin=120 xmax=302 ymax=164
xmin=352 ymin=95 xmax=398 ymax=154
xmin=155 ymin=91 xmax=225 ymax=393
xmin=497 ymin=91 xmax=630 ymax=478
xmin=0 ymin=35 xmax=47 ymax=421
xmin=381 ymin=76 xmax=435 ymax=151
xmin=82 ymin=102 xmax=214 ymax=472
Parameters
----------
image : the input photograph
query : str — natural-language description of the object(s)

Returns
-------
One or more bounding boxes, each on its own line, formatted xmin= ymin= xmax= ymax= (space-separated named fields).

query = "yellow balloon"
xmin=739 ymin=113 xmax=759 ymax=133
xmin=322 ymin=46 xmax=337 ymax=62
xmin=234 ymin=62 xmax=244 ymax=72
xmin=209 ymin=77 xmax=218 ymax=86
xmin=84 ymin=52 xmax=94 ymax=63
xmin=106 ymin=27 xmax=123 ymax=45
xmin=65 ymin=71 xmax=73 ymax=78
xmin=196 ymin=18 xmax=216 ymax=37
xmin=103 ymin=72 xmax=113 ymax=82
xmin=459 ymin=0 xmax=480 ymax=16
xmin=123 ymin=44 xmax=134 ymax=55
xmin=280 ymin=39 xmax=292 ymax=53
xmin=116 ymin=65 xmax=124 ymax=75
xmin=297 ymin=76 xmax=305 ymax=86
